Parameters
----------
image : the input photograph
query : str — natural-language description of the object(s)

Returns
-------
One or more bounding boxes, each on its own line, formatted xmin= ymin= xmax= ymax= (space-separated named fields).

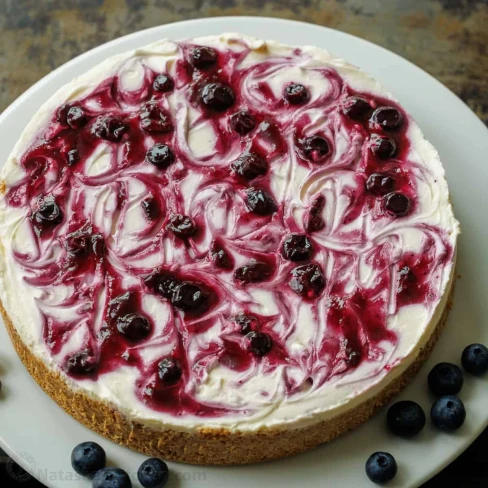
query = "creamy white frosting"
xmin=0 ymin=34 xmax=459 ymax=432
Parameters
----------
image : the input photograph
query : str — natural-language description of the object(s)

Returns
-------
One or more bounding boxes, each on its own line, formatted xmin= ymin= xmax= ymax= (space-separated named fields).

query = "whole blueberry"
xmin=386 ymin=400 xmax=426 ymax=437
xmin=92 ymin=467 xmax=131 ymax=488
xmin=157 ymin=357 xmax=182 ymax=385
xmin=247 ymin=331 xmax=273 ymax=357
xmin=71 ymin=441 xmax=106 ymax=476
xmin=153 ymin=74 xmax=174 ymax=93
xmin=283 ymin=83 xmax=310 ymax=105
xmin=431 ymin=395 xmax=466 ymax=431
xmin=428 ymin=362 xmax=464 ymax=396
xmin=201 ymin=83 xmax=235 ymax=112
xmin=365 ymin=452 xmax=397 ymax=485
xmin=461 ymin=343 xmax=488 ymax=376
xmin=137 ymin=458 xmax=169 ymax=488
xmin=171 ymin=282 xmax=209 ymax=314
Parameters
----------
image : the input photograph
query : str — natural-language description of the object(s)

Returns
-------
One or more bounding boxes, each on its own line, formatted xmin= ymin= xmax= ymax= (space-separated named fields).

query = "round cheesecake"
xmin=0 ymin=34 xmax=459 ymax=465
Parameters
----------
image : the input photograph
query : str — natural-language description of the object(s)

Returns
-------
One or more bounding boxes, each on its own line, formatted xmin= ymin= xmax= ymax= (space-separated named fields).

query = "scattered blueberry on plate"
xmin=387 ymin=400 xmax=426 ymax=437
xmin=431 ymin=395 xmax=466 ymax=431
xmin=461 ymin=343 xmax=488 ymax=376
xmin=71 ymin=441 xmax=106 ymax=476
xmin=365 ymin=451 xmax=397 ymax=484
xmin=427 ymin=362 xmax=464 ymax=396
xmin=138 ymin=458 xmax=169 ymax=488
xmin=92 ymin=467 xmax=132 ymax=488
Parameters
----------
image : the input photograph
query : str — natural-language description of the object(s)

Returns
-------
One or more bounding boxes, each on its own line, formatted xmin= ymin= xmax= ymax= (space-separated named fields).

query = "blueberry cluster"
xmin=365 ymin=342 xmax=488 ymax=485
xmin=71 ymin=441 xmax=169 ymax=488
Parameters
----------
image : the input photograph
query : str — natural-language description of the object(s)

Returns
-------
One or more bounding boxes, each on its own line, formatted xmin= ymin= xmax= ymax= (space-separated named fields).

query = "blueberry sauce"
xmin=3 ymin=39 xmax=454 ymax=419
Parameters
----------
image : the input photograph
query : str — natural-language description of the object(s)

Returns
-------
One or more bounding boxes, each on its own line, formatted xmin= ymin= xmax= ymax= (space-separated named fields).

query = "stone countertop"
xmin=0 ymin=1 xmax=487 ymax=487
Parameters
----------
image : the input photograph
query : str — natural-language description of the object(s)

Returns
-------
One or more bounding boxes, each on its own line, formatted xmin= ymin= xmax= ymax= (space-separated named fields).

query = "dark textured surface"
xmin=0 ymin=0 xmax=487 ymax=486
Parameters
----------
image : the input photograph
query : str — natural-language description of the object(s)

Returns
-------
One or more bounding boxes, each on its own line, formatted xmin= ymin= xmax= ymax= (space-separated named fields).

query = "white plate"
xmin=1 ymin=16 xmax=487 ymax=488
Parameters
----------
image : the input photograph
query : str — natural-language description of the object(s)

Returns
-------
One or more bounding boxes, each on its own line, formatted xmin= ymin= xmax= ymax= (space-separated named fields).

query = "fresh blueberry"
xmin=137 ymin=458 xmax=169 ymax=488
xmin=71 ymin=441 xmax=106 ymax=476
xmin=93 ymin=116 xmax=127 ymax=142
xmin=302 ymin=136 xmax=329 ymax=163
xmin=462 ymin=343 xmax=488 ymax=376
xmin=153 ymin=74 xmax=174 ymax=93
xmin=370 ymin=107 xmax=403 ymax=131
xmin=66 ymin=106 xmax=87 ymax=129
xmin=365 ymin=452 xmax=397 ymax=484
xmin=117 ymin=313 xmax=151 ymax=342
xmin=366 ymin=173 xmax=395 ymax=196
xmin=201 ymin=83 xmax=235 ymax=112
xmin=167 ymin=214 xmax=196 ymax=238
xmin=431 ymin=395 xmax=466 ymax=431
xmin=209 ymin=241 xmax=234 ymax=269
xmin=246 ymin=188 xmax=277 ymax=216
xmin=171 ymin=282 xmax=209 ymax=313
xmin=233 ymin=313 xmax=258 ymax=335
xmin=158 ymin=357 xmax=182 ymax=385
xmin=289 ymin=263 xmax=325 ymax=299
xmin=33 ymin=198 xmax=63 ymax=227
xmin=189 ymin=46 xmax=217 ymax=69
xmin=428 ymin=362 xmax=464 ymax=396
xmin=67 ymin=148 xmax=80 ymax=166
xmin=141 ymin=198 xmax=160 ymax=220
xmin=231 ymin=153 xmax=268 ymax=180
xmin=384 ymin=192 xmax=411 ymax=217
xmin=387 ymin=400 xmax=426 ymax=437
xmin=283 ymin=83 xmax=310 ymax=105
xmin=234 ymin=260 xmax=274 ymax=284
xmin=342 ymin=96 xmax=372 ymax=121
xmin=92 ymin=467 xmax=131 ymax=488
xmin=247 ymin=331 xmax=273 ymax=357
xmin=146 ymin=144 xmax=175 ymax=169
xmin=64 ymin=349 xmax=97 ymax=376
xmin=281 ymin=234 xmax=314 ymax=262
xmin=370 ymin=134 xmax=397 ymax=159
xmin=230 ymin=111 xmax=256 ymax=135
xmin=140 ymin=103 xmax=173 ymax=134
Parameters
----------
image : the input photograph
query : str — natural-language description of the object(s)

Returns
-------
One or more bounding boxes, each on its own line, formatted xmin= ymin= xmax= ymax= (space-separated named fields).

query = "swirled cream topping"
xmin=0 ymin=34 xmax=458 ymax=431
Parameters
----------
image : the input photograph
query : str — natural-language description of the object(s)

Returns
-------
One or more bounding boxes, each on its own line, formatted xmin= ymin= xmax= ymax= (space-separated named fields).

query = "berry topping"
xmin=201 ymin=82 xmax=235 ymax=112
xmin=234 ymin=260 xmax=274 ymax=284
xmin=209 ymin=241 xmax=234 ymax=269
xmin=281 ymin=234 xmax=314 ymax=262
xmin=366 ymin=173 xmax=395 ymax=196
xmin=230 ymin=111 xmax=256 ymax=135
xmin=91 ymin=233 xmax=105 ymax=257
xmin=386 ymin=400 xmax=426 ymax=438
xmin=117 ymin=313 xmax=151 ymax=342
xmin=140 ymin=103 xmax=173 ymax=133
xmin=284 ymin=83 xmax=310 ymax=105
xmin=146 ymin=143 xmax=175 ymax=169
xmin=167 ymin=214 xmax=196 ymax=238
xmin=231 ymin=153 xmax=268 ymax=180
xmin=289 ymin=263 xmax=325 ymax=299
xmin=246 ymin=188 xmax=278 ymax=216
xmin=171 ymin=282 xmax=209 ymax=313
xmin=302 ymin=136 xmax=330 ymax=163
xmin=431 ymin=395 xmax=466 ymax=431
xmin=65 ymin=229 xmax=90 ymax=256
xmin=93 ymin=116 xmax=127 ymax=142
xmin=189 ymin=46 xmax=217 ymax=69
xmin=71 ymin=441 xmax=106 ymax=476
xmin=233 ymin=314 xmax=258 ymax=335
xmin=365 ymin=452 xmax=398 ymax=485
xmin=148 ymin=273 xmax=181 ymax=299
xmin=461 ymin=343 xmax=488 ymax=376
xmin=342 ymin=96 xmax=372 ymax=120
xmin=138 ymin=458 xmax=169 ymax=488
xmin=153 ymin=74 xmax=174 ymax=93
xmin=66 ymin=106 xmax=87 ymax=129
xmin=370 ymin=106 xmax=403 ymax=131
xmin=384 ymin=192 xmax=411 ymax=217
xmin=247 ymin=331 xmax=273 ymax=357
xmin=370 ymin=134 xmax=397 ymax=159
xmin=33 ymin=198 xmax=63 ymax=227
xmin=157 ymin=357 xmax=182 ymax=385
xmin=67 ymin=149 xmax=80 ymax=166
xmin=92 ymin=467 xmax=132 ymax=488
xmin=305 ymin=195 xmax=326 ymax=233
xmin=141 ymin=198 xmax=160 ymax=220
xmin=428 ymin=362 xmax=464 ymax=396
xmin=64 ymin=349 xmax=97 ymax=376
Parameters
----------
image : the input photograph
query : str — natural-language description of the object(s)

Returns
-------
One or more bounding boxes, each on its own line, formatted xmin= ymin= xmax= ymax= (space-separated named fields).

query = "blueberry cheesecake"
xmin=0 ymin=34 xmax=459 ymax=464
